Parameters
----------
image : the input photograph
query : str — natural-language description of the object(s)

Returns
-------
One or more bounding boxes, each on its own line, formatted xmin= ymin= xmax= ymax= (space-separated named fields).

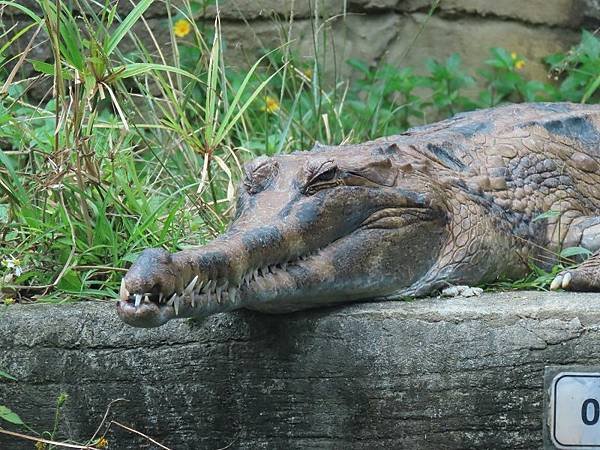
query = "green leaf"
xmin=30 ymin=60 xmax=73 ymax=81
xmin=57 ymin=270 xmax=82 ymax=292
xmin=545 ymin=52 xmax=565 ymax=68
xmin=581 ymin=30 xmax=600 ymax=60
xmin=0 ymin=370 xmax=16 ymax=381
xmin=446 ymin=53 xmax=462 ymax=71
xmin=560 ymin=246 xmax=592 ymax=258
xmin=31 ymin=60 xmax=55 ymax=75
xmin=489 ymin=47 xmax=513 ymax=69
xmin=0 ymin=405 xmax=24 ymax=425
xmin=581 ymin=73 xmax=600 ymax=103
xmin=105 ymin=0 xmax=154 ymax=56
xmin=346 ymin=58 xmax=370 ymax=75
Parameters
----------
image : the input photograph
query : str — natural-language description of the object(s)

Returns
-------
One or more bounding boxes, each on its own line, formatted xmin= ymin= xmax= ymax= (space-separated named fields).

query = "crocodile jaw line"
xmin=116 ymin=251 xmax=317 ymax=327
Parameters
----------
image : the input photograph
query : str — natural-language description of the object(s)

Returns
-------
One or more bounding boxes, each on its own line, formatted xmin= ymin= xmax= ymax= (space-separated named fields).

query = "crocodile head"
xmin=117 ymin=143 xmax=449 ymax=327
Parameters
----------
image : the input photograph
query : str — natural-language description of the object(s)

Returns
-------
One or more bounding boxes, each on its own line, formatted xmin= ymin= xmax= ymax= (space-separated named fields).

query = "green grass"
xmin=0 ymin=1 xmax=599 ymax=307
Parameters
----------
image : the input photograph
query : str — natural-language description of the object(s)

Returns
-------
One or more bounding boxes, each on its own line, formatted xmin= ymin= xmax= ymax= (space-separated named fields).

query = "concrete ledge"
xmin=1 ymin=291 xmax=600 ymax=449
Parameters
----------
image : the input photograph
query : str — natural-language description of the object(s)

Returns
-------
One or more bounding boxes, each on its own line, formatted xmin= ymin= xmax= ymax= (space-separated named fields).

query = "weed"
xmin=547 ymin=30 xmax=600 ymax=103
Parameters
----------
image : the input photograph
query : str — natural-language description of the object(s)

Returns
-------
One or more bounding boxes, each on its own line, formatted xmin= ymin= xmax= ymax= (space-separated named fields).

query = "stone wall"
xmin=2 ymin=0 xmax=597 ymax=89
xmin=1 ymin=291 xmax=599 ymax=449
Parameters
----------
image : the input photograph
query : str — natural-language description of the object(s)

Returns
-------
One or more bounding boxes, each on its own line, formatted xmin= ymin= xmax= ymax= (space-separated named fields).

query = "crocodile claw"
xmin=550 ymin=272 xmax=572 ymax=290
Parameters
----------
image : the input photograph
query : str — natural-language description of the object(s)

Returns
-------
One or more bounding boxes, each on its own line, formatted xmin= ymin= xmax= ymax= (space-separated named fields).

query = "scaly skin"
xmin=117 ymin=102 xmax=600 ymax=327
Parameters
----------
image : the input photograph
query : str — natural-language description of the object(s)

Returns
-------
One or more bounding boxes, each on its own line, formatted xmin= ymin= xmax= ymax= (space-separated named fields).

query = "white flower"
xmin=2 ymin=257 xmax=23 ymax=276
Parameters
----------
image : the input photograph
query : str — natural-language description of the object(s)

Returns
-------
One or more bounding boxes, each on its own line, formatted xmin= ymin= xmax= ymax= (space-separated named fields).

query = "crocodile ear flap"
xmin=346 ymin=157 xmax=398 ymax=187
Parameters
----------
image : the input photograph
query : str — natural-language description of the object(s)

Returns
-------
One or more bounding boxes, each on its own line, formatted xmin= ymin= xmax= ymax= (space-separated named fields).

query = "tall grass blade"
xmin=115 ymin=63 xmax=205 ymax=85
xmin=0 ymin=149 xmax=27 ymax=205
xmin=582 ymin=74 xmax=600 ymax=103
xmin=214 ymin=66 xmax=285 ymax=147
xmin=0 ymin=1 xmax=43 ymax=23
xmin=204 ymin=20 xmax=221 ymax=149
xmin=105 ymin=0 xmax=154 ymax=56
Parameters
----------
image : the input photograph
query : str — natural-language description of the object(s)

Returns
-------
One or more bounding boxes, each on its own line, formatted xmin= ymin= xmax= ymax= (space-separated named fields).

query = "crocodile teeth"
xmin=255 ymin=277 xmax=267 ymax=291
xmin=134 ymin=294 xmax=142 ymax=308
xmin=195 ymin=280 xmax=204 ymax=294
xmin=228 ymin=287 xmax=237 ymax=302
xmin=159 ymin=292 xmax=164 ymax=304
xmin=185 ymin=275 xmax=198 ymax=298
xmin=167 ymin=293 xmax=177 ymax=306
xmin=253 ymin=269 xmax=259 ymax=281
xmin=216 ymin=281 xmax=229 ymax=303
xmin=119 ymin=279 xmax=129 ymax=299
xmin=144 ymin=295 xmax=149 ymax=304
xmin=191 ymin=293 xmax=196 ymax=308
xmin=174 ymin=296 xmax=181 ymax=315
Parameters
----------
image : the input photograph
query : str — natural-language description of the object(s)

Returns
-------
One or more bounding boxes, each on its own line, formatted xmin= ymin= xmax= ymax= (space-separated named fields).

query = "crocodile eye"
xmin=303 ymin=162 xmax=340 ymax=194
xmin=312 ymin=166 xmax=337 ymax=183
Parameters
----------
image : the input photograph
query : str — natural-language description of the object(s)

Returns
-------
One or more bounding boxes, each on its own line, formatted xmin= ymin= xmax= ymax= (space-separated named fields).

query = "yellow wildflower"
xmin=510 ymin=51 xmax=525 ymax=70
xmin=3 ymin=297 xmax=15 ymax=306
xmin=96 ymin=437 xmax=109 ymax=449
xmin=302 ymin=68 xmax=313 ymax=79
xmin=173 ymin=19 xmax=191 ymax=38
xmin=260 ymin=96 xmax=280 ymax=114
xmin=35 ymin=441 xmax=47 ymax=450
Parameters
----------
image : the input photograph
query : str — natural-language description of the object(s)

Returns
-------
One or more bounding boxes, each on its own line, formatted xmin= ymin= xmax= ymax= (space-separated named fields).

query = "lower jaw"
xmin=116 ymin=300 xmax=174 ymax=328
xmin=117 ymin=274 xmax=406 ymax=326
xmin=241 ymin=272 xmax=406 ymax=314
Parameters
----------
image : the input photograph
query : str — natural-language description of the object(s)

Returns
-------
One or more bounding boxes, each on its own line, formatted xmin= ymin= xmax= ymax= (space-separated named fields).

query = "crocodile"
xmin=117 ymin=102 xmax=600 ymax=328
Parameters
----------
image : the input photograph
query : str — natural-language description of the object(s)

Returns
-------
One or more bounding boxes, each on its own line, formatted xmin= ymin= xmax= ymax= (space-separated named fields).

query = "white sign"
xmin=550 ymin=372 xmax=600 ymax=448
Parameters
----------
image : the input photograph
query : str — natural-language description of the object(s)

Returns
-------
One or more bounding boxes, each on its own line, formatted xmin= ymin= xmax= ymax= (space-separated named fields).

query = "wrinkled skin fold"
xmin=118 ymin=102 xmax=600 ymax=327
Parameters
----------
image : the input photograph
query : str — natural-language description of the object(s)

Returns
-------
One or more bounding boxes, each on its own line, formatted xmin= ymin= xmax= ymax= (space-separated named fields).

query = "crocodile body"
xmin=117 ymin=102 xmax=600 ymax=327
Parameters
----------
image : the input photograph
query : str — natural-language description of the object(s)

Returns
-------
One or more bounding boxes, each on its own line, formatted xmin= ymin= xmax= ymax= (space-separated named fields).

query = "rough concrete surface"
xmin=1 ymin=291 xmax=600 ymax=449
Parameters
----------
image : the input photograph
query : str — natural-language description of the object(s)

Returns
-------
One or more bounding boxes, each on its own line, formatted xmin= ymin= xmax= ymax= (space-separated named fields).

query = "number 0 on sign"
xmin=551 ymin=373 xmax=600 ymax=448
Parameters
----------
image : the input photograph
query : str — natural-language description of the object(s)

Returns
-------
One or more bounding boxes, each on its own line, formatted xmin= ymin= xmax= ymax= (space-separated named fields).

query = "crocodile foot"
xmin=550 ymin=261 xmax=600 ymax=291
xmin=441 ymin=285 xmax=484 ymax=297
